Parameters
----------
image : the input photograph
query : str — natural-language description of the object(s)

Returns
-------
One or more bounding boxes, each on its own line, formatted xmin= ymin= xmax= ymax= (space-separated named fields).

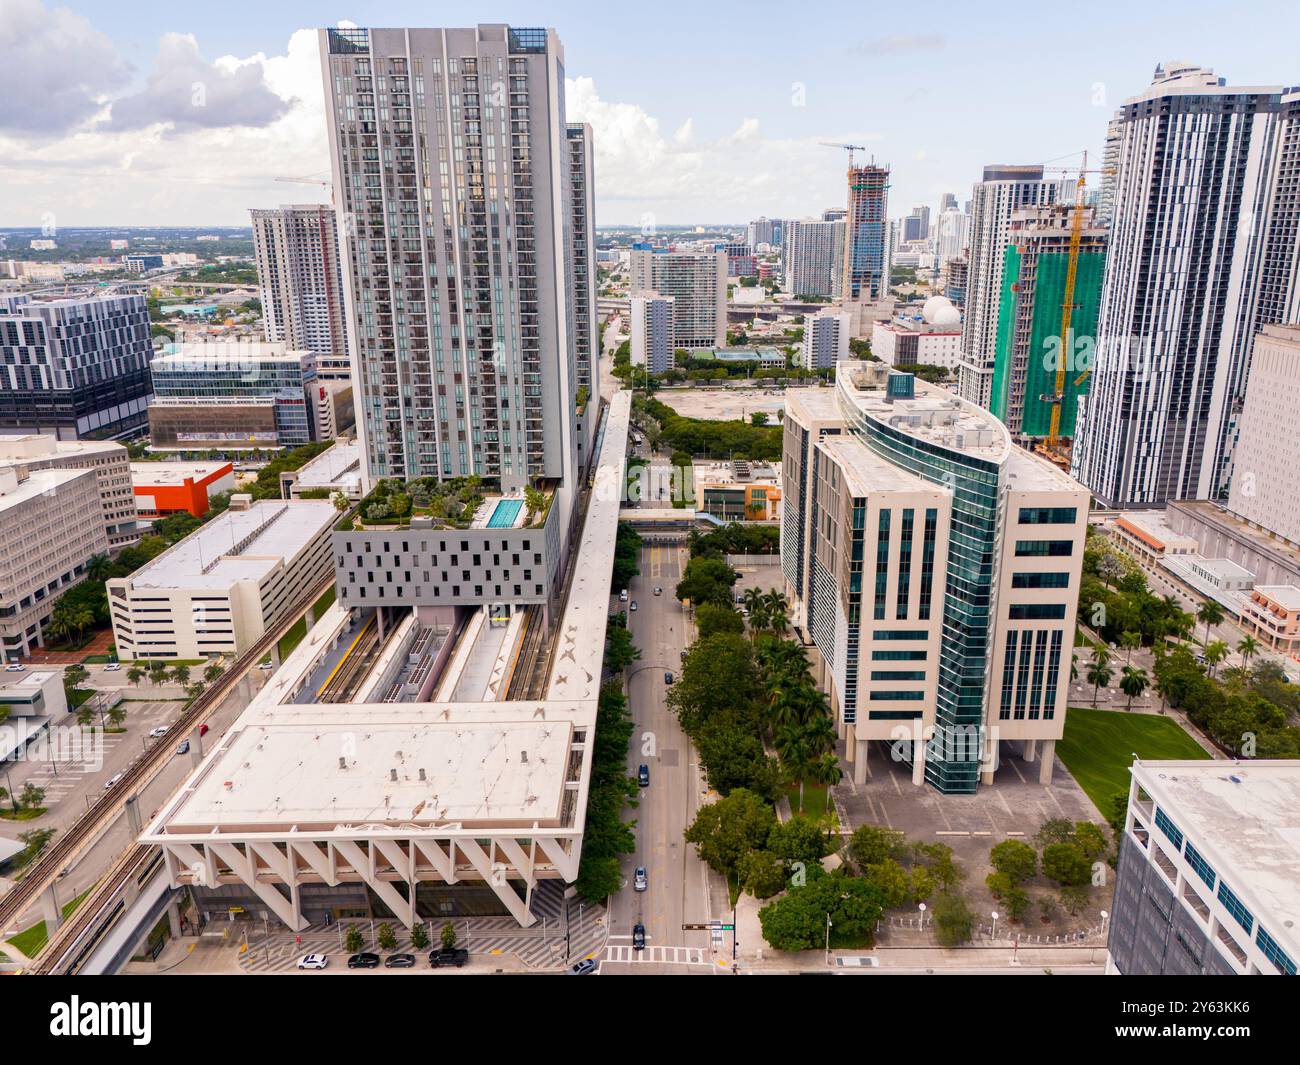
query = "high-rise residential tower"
xmin=956 ymin=166 xmax=1064 ymax=410
xmin=1072 ymin=64 xmax=1296 ymax=507
xmin=628 ymin=247 xmax=727 ymax=351
xmin=783 ymin=218 xmax=845 ymax=298
xmin=566 ymin=122 xmax=597 ymax=401
xmin=250 ymin=205 xmax=349 ymax=368
xmin=842 ymin=164 xmax=890 ymax=302
xmin=319 ymin=24 xmax=583 ymax=506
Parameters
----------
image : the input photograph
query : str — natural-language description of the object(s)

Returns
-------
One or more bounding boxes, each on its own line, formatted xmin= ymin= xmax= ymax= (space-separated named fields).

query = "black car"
xmin=385 ymin=953 xmax=416 ymax=968
xmin=664 ymin=671 xmax=674 ymax=685
xmin=637 ymin=763 xmax=650 ymax=787
xmin=632 ymin=923 xmax=646 ymax=951
xmin=347 ymin=952 xmax=380 ymax=969
xmin=567 ymin=957 xmax=599 ymax=975
xmin=429 ymin=947 xmax=469 ymax=968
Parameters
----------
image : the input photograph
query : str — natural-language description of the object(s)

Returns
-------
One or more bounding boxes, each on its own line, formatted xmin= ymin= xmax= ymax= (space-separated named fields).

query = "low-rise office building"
xmin=0 ymin=434 xmax=140 ymax=549
xmin=781 ymin=364 xmax=1089 ymax=794
xmin=148 ymin=343 xmax=325 ymax=452
xmin=107 ymin=499 xmax=336 ymax=661
xmin=0 ymin=465 xmax=109 ymax=663
xmin=0 ymin=669 xmax=66 ymax=763
xmin=130 ymin=461 xmax=235 ymax=519
xmin=1238 ymin=585 xmax=1300 ymax=655
xmin=282 ymin=439 xmax=362 ymax=502
xmin=1109 ymin=759 xmax=1299 ymax=976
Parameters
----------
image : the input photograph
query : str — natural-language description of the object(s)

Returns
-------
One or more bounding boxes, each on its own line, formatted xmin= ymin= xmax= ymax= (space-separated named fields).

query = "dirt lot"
xmin=657 ymin=387 xmax=787 ymax=422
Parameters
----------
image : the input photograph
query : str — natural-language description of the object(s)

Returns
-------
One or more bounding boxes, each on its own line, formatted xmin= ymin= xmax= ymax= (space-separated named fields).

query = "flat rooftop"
xmin=783 ymin=387 xmax=842 ymax=425
xmin=153 ymin=341 xmax=310 ymax=366
xmin=163 ymin=714 xmax=573 ymax=830
xmin=125 ymin=499 xmax=334 ymax=590
xmin=0 ymin=467 xmax=89 ymax=513
xmin=294 ymin=440 xmax=361 ymax=488
xmin=0 ymin=435 xmax=125 ymax=461
xmin=1254 ymin=585 xmax=1300 ymax=610
xmin=818 ymin=435 xmax=936 ymax=497
xmin=1172 ymin=499 xmax=1300 ymax=568
xmin=1134 ymin=759 xmax=1300 ymax=961
xmin=1115 ymin=511 xmax=1200 ymax=551
xmin=130 ymin=461 xmax=232 ymax=486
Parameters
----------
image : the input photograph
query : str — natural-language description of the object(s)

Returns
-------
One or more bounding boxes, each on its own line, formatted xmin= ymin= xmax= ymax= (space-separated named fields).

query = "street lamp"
xmin=991 ymin=910 xmax=999 ymax=940
xmin=824 ymin=913 xmax=833 ymax=964
xmin=918 ymin=902 xmax=927 ymax=928
xmin=1100 ymin=909 xmax=1110 ymax=936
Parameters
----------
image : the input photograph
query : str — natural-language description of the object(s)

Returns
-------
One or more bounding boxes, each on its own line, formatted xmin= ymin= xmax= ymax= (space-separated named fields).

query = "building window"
xmin=1008 ymin=603 xmax=1067 ymax=620
xmin=1154 ymin=808 xmax=1184 ymax=851
xmin=1183 ymin=840 xmax=1216 ymax=891
xmin=1018 ymin=507 xmax=1078 ymax=525
xmin=1217 ymin=881 xmax=1254 ymax=935
xmin=1014 ymin=540 xmax=1074 ymax=557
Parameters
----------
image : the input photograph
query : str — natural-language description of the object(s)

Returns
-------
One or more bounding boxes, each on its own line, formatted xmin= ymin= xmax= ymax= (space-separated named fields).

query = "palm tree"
xmin=1070 ymin=653 xmax=1079 ymax=682
xmin=1237 ymin=634 xmax=1260 ymax=671
xmin=1203 ymin=640 xmax=1228 ymax=676
xmin=1197 ymin=600 xmax=1225 ymax=647
xmin=85 ymin=553 xmax=112 ymax=582
xmin=810 ymin=752 xmax=843 ymax=813
xmin=203 ymin=662 xmax=225 ymax=685
xmin=742 ymin=588 xmax=767 ymax=639
xmin=170 ymin=664 xmax=191 ymax=688
xmin=1086 ymin=654 xmax=1113 ymax=707
xmin=127 ymin=665 xmax=145 ymax=688
xmin=1119 ymin=665 xmax=1149 ymax=711
xmin=1120 ymin=630 xmax=1141 ymax=664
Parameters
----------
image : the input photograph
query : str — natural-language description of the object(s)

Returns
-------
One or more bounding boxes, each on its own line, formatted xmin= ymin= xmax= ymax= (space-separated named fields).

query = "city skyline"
xmin=3 ymin=0 xmax=1299 ymax=227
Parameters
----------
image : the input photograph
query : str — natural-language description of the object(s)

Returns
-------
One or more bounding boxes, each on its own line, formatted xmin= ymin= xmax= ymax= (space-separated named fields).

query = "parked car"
xmin=638 ymin=764 xmax=650 ymax=787
xmin=148 ymin=726 xmax=169 ymax=739
xmin=629 ymin=601 xmax=637 ymax=612
xmin=567 ymin=957 xmax=599 ymax=975
xmin=429 ymin=947 xmax=469 ymax=968
xmin=384 ymin=953 xmax=416 ymax=969
xmin=619 ymin=588 xmax=628 ymax=602
xmin=347 ymin=952 xmax=380 ymax=969
xmin=198 ymin=723 xmax=209 ymax=737
xmin=258 ymin=661 xmax=274 ymax=670
xmin=632 ymin=923 xmax=646 ymax=951
xmin=664 ymin=672 xmax=674 ymax=685
xmin=296 ymin=953 xmax=328 ymax=970
xmin=104 ymin=772 xmax=124 ymax=790
xmin=653 ymin=587 xmax=662 ymax=596
xmin=176 ymin=740 xmax=190 ymax=755
xmin=634 ymin=866 xmax=648 ymax=892
xmin=103 ymin=663 xmax=122 ymax=672
xmin=680 ymin=650 xmax=688 ymax=661
xmin=4 ymin=664 xmax=25 ymax=673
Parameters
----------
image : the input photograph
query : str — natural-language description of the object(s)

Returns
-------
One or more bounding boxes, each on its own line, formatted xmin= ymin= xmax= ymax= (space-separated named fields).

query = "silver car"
xmin=634 ymin=866 xmax=647 ymax=892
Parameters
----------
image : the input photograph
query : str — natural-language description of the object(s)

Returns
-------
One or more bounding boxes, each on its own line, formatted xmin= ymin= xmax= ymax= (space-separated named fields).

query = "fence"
xmin=726 ymin=553 xmax=781 ymax=567
xmin=880 ymin=913 xmax=1106 ymax=945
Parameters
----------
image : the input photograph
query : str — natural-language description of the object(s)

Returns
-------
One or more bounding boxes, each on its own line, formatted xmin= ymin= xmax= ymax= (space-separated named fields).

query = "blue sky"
xmin=4 ymin=0 xmax=1299 ymax=226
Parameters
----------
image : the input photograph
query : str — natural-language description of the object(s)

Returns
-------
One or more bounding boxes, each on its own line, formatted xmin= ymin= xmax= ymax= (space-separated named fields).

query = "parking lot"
xmin=656 ymin=387 xmax=787 ymax=422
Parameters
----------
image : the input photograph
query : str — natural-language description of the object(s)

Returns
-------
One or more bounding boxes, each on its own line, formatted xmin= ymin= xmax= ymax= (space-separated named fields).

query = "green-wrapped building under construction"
xmin=990 ymin=204 xmax=1106 ymax=440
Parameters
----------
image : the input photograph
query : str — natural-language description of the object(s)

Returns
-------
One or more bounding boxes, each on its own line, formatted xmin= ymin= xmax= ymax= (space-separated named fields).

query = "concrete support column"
xmin=911 ymin=734 xmax=925 ymax=786
xmin=125 ymin=794 xmax=142 ymax=837
xmin=40 ymin=883 xmax=63 ymax=932
xmin=1023 ymin=739 xmax=1038 ymax=763
xmin=166 ymin=897 xmax=183 ymax=939
xmin=1038 ymin=739 xmax=1056 ymax=785
xmin=271 ymin=643 xmax=282 ymax=669
xmin=853 ymin=738 xmax=870 ymax=785
xmin=981 ymin=739 xmax=1000 ymax=786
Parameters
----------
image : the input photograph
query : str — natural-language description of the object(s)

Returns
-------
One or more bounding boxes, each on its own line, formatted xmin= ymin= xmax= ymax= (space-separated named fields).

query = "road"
xmin=0 ymin=668 xmax=269 ymax=940
xmin=602 ymin=543 xmax=723 ymax=974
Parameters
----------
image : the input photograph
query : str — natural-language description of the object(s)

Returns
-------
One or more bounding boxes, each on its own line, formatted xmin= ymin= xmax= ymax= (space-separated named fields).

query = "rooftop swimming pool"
xmin=487 ymin=498 xmax=525 ymax=528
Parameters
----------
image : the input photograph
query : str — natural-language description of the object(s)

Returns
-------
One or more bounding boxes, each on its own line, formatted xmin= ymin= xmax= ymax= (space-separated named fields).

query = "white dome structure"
xmin=921 ymin=295 xmax=955 ymax=324
xmin=930 ymin=303 xmax=961 ymax=327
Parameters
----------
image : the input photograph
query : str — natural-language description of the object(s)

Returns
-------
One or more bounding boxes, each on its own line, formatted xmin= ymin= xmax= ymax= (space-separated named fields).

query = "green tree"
xmin=1197 ymin=600 xmax=1224 ymax=646
xmin=345 ymin=925 xmax=364 ymax=953
xmin=1073 ymin=821 xmax=1109 ymax=862
xmin=1203 ymin=640 xmax=1228 ymax=675
xmin=989 ymin=839 xmax=1038 ymax=885
xmin=203 ymin=662 xmax=225 ymax=685
xmin=19 ymin=782 xmax=46 ymax=810
xmin=675 ymin=556 xmax=738 ymax=608
xmin=1060 ymin=884 xmax=1091 ymax=915
xmin=603 ymin=613 xmax=640 ymax=673
xmin=1119 ymin=665 xmax=1149 ymax=710
xmin=1042 ymin=842 xmax=1091 ymax=887
xmin=410 ymin=923 xmax=430 ymax=951
xmin=695 ymin=602 xmax=745 ymax=639
xmin=738 ymin=849 xmax=788 ymax=899
xmin=1120 ymin=630 xmax=1141 ymax=663
xmin=758 ymin=873 xmax=887 ymax=951
xmin=127 ymin=666 xmax=146 ymax=688
xmin=932 ymin=891 xmax=975 ymax=947
xmin=1086 ymin=648 xmax=1113 ymax=706
xmin=766 ymin=816 xmax=831 ymax=866
xmin=1236 ymin=634 xmax=1260 ymax=670
xmin=861 ymin=859 xmax=913 ymax=909
xmin=377 ymin=922 xmax=397 ymax=951
xmin=440 ymin=921 xmax=458 ymax=951
xmin=684 ymin=788 xmax=777 ymax=879
xmin=848 ymin=825 xmax=906 ymax=868
xmin=63 ymin=663 xmax=89 ymax=692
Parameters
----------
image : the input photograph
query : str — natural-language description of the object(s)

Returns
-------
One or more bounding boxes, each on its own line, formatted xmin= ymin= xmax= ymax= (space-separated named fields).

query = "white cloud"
xmin=0 ymin=0 xmax=129 ymax=136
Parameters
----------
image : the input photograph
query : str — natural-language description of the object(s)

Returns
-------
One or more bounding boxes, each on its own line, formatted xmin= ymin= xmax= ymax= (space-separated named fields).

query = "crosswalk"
xmin=13 ymin=701 xmax=183 ymax=807
xmin=603 ymin=943 xmax=709 ymax=966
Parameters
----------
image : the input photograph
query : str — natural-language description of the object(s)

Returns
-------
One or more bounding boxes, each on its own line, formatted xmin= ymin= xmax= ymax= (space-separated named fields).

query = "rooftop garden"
xmin=339 ymin=475 xmax=553 ymax=532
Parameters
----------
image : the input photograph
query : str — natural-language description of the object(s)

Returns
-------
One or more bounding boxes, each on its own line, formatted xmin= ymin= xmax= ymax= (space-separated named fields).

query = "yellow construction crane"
xmin=1041 ymin=152 xmax=1112 ymax=448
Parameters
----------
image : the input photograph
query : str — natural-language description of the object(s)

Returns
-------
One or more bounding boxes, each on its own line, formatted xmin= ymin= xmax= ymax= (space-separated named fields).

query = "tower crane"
xmin=1040 ymin=151 xmax=1113 ymax=449
xmin=819 ymin=142 xmax=869 ymax=168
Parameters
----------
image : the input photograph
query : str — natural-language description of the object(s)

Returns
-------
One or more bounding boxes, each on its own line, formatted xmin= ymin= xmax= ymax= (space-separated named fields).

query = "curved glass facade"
xmin=837 ymin=375 xmax=1006 ymax=794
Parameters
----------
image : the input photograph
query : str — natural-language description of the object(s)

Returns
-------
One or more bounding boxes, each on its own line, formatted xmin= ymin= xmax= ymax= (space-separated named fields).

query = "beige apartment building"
xmin=781 ymin=363 xmax=1089 ymax=794
xmin=0 ymin=465 xmax=109 ymax=663
xmin=107 ymin=499 xmax=336 ymax=661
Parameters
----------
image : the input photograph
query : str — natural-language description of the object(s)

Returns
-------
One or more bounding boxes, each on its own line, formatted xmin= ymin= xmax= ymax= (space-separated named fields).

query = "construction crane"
xmin=1040 ymin=152 xmax=1112 ymax=449
xmin=275 ymin=175 xmax=333 ymax=194
xmin=819 ymin=142 xmax=869 ymax=168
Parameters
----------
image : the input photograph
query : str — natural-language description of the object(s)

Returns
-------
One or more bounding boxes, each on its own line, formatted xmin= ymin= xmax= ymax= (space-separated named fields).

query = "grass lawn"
xmin=278 ymin=617 xmax=308 ymax=659
xmin=785 ymin=782 xmax=838 ymax=826
xmin=67 ymin=687 xmax=95 ymax=709
xmin=0 ymin=807 xmax=46 ymax=821
xmin=1059 ymin=706 xmax=1210 ymax=815
xmin=5 ymin=891 xmax=89 ymax=958
xmin=313 ymin=585 xmax=336 ymax=614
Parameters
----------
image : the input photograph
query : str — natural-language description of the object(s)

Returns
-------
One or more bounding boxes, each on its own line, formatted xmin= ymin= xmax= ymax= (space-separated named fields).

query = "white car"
xmin=103 ymin=663 xmax=122 ymax=672
xmin=4 ymin=664 xmax=25 ymax=672
xmin=618 ymin=589 xmax=628 ymax=602
xmin=104 ymin=772 xmax=125 ymax=790
xmin=296 ymin=953 xmax=328 ymax=970
xmin=258 ymin=661 xmax=274 ymax=670
xmin=148 ymin=726 xmax=169 ymax=739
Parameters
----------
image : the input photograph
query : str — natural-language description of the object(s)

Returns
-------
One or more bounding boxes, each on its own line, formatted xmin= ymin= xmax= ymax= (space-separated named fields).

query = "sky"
xmin=2 ymin=0 xmax=1298 ymax=228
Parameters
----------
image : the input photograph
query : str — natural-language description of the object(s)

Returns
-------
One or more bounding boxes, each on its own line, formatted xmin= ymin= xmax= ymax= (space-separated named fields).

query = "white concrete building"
xmin=802 ymin=311 xmax=850 ymax=370
xmin=629 ymin=292 xmax=675 ymax=375
xmin=628 ymin=249 xmax=726 ymax=352
xmin=1225 ymin=324 xmax=1300 ymax=547
xmin=871 ymin=303 xmax=962 ymax=373
xmin=956 ymin=166 xmax=1063 ymax=409
xmin=781 ymin=365 xmax=1088 ymax=794
xmin=1109 ymin=759 xmax=1300 ymax=976
xmin=1073 ymin=67 xmax=1300 ymax=507
xmin=283 ymin=439 xmax=363 ymax=502
xmin=0 ymin=465 xmax=109 ymax=663
xmin=107 ymin=500 xmax=336 ymax=661
xmin=782 ymin=219 xmax=844 ymax=299
xmin=0 ymin=435 xmax=139 ymax=549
